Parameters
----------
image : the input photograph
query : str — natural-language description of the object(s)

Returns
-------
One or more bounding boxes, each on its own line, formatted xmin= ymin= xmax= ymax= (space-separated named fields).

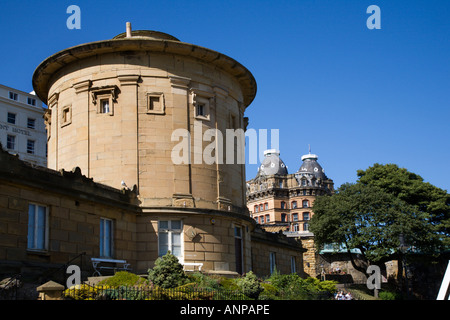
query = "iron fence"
xmin=63 ymin=285 xmax=249 ymax=300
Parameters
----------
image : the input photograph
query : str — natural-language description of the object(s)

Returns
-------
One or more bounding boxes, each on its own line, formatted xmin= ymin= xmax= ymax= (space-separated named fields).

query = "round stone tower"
xmin=32 ymin=25 xmax=257 ymax=274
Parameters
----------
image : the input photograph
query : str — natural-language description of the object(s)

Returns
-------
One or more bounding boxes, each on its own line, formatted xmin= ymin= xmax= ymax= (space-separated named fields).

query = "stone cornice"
xmin=33 ymin=36 xmax=257 ymax=108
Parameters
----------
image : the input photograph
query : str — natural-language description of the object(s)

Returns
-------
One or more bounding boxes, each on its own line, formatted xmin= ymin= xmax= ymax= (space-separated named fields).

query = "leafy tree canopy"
xmin=310 ymin=164 xmax=450 ymax=269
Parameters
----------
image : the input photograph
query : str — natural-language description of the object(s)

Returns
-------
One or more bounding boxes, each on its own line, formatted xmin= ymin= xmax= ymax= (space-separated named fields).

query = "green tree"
xmin=310 ymin=164 xmax=449 ymax=277
xmin=148 ymin=252 xmax=188 ymax=289
xmin=357 ymin=163 xmax=450 ymax=248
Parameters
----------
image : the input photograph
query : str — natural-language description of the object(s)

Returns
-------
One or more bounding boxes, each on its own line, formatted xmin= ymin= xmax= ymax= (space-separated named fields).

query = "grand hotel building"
xmin=246 ymin=149 xmax=334 ymax=275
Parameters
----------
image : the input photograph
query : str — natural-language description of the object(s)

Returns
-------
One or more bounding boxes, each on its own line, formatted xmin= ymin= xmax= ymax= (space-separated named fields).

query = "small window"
xmin=27 ymin=97 xmax=36 ymax=106
xmin=27 ymin=118 xmax=36 ymax=129
xmin=254 ymin=205 xmax=258 ymax=213
xmin=264 ymin=203 xmax=268 ymax=210
xmin=100 ymin=218 xmax=114 ymax=258
xmin=100 ymin=98 xmax=110 ymax=114
xmin=281 ymin=213 xmax=287 ymax=222
xmin=9 ymin=92 xmax=18 ymax=101
xmin=27 ymin=204 xmax=48 ymax=251
xmin=27 ymin=140 xmax=35 ymax=154
xmin=193 ymin=95 xmax=210 ymax=121
xmin=6 ymin=135 xmax=15 ymax=150
xmin=269 ymin=252 xmax=276 ymax=274
xmin=265 ymin=214 xmax=270 ymax=223
xmin=291 ymin=256 xmax=296 ymax=274
xmin=7 ymin=112 xmax=16 ymax=124
xmin=158 ymin=220 xmax=183 ymax=259
xmin=293 ymin=213 xmax=298 ymax=221
xmin=302 ymin=200 xmax=309 ymax=208
xmin=291 ymin=201 xmax=297 ymax=209
xmin=96 ymin=95 xmax=113 ymax=116
xmin=304 ymin=223 xmax=309 ymax=231
xmin=303 ymin=212 xmax=310 ymax=220
xmin=281 ymin=201 xmax=286 ymax=209
xmin=196 ymin=103 xmax=205 ymax=117
xmin=259 ymin=204 xmax=263 ymax=212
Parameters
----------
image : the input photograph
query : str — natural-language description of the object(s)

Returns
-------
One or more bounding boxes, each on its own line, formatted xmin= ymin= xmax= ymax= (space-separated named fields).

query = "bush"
xmin=266 ymin=272 xmax=336 ymax=300
xmin=64 ymin=284 xmax=99 ymax=300
xmin=379 ymin=290 xmax=401 ymax=300
xmin=236 ymin=271 xmax=263 ymax=300
xmin=148 ymin=252 xmax=188 ymax=289
xmin=259 ymin=282 xmax=280 ymax=300
xmin=98 ymin=271 xmax=147 ymax=287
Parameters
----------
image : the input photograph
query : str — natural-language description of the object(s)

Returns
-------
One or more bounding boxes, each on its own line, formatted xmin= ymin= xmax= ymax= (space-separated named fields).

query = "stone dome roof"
xmin=297 ymin=153 xmax=328 ymax=180
xmin=257 ymin=149 xmax=288 ymax=176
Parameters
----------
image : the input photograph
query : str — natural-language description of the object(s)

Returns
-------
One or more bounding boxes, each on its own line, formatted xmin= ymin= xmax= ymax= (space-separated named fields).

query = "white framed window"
xmin=100 ymin=218 xmax=114 ymax=258
xmin=27 ymin=118 xmax=36 ymax=129
xmin=27 ymin=203 xmax=49 ymax=251
xmin=7 ymin=112 xmax=16 ymax=124
xmin=8 ymin=92 xmax=18 ymax=101
xmin=27 ymin=97 xmax=36 ymax=106
xmin=6 ymin=135 xmax=15 ymax=150
xmin=269 ymin=252 xmax=276 ymax=274
xmin=158 ymin=220 xmax=183 ymax=261
xmin=303 ymin=212 xmax=310 ymax=221
xmin=27 ymin=140 xmax=35 ymax=154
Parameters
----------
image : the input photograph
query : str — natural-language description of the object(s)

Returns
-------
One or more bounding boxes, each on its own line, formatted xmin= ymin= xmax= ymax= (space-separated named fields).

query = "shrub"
xmin=148 ymin=251 xmax=188 ymax=289
xmin=259 ymin=282 xmax=280 ymax=300
xmin=236 ymin=271 xmax=263 ymax=300
xmin=379 ymin=290 xmax=401 ymax=300
xmin=98 ymin=271 xmax=147 ymax=287
xmin=64 ymin=284 xmax=99 ymax=300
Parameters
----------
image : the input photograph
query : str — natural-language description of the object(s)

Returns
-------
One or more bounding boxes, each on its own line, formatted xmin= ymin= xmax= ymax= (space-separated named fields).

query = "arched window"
xmin=264 ymin=203 xmax=268 ymax=210
xmin=254 ymin=205 xmax=258 ymax=213
xmin=302 ymin=200 xmax=309 ymax=208
xmin=281 ymin=213 xmax=287 ymax=222
xmin=291 ymin=201 xmax=297 ymax=209
xmin=281 ymin=201 xmax=286 ymax=209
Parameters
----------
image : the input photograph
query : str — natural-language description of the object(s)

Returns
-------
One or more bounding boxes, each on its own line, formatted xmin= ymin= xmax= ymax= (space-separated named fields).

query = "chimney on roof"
xmin=126 ymin=22 xmax=132 ymax=38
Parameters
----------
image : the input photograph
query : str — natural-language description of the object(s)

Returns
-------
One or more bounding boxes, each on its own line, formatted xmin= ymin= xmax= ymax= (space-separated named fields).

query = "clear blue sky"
xmin=1 ymin=0 xmax=449 ymax=191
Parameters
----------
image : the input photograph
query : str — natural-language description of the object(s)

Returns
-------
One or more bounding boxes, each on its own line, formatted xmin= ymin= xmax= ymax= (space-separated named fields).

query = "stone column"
xmin=169 ymin=75 xmax=194 ymax=207
xmin=118 ymin=74 xmax=140 ymax=191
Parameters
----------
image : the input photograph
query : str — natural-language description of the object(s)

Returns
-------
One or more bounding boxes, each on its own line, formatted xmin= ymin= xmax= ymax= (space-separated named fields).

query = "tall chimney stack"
xmin=126 ymin=22 xmax=132 ymax=38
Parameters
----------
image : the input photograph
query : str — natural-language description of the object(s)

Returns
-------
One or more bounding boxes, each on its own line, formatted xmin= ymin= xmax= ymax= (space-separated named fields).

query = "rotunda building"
xmin=32 ymin=25 xmax=257 ymax=274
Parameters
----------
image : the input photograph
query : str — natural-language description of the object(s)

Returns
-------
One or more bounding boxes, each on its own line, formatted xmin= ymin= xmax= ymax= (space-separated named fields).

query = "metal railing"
xmin=63 ymin=285 xmax=248 ymax=300
xmin=0 ymin=274 xmax=22 ymax=300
